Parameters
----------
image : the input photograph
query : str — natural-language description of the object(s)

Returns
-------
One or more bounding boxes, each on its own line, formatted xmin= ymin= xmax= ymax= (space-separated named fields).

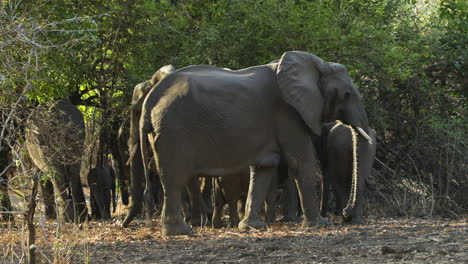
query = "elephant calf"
xmin=212 ymin=167 xmax=284 ymax=228
xmin=87 ymin=165 xmax=117 ymax=220
xmin=320 ymin=121 xmax=376 ymax=224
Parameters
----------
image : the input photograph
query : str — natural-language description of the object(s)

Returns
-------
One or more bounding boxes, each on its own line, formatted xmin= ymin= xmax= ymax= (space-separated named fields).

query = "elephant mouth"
xmin=330 ymin=121 xmax=373 ymax=145
xmin=355 ymin=126 xmax=373 ymax=144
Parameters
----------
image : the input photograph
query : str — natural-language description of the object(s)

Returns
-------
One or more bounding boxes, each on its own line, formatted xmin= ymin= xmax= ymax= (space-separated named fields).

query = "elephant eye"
xmin=344 ymin=91 xmax=351 ymax=99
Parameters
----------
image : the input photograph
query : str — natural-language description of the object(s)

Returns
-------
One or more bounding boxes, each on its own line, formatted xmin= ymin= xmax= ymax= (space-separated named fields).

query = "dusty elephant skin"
xmin=136 ymin=51 xmax=371 ymax=236
xmin=123 ymin=65 xmax=174 ymax=224
xmin=212 ymin=166 xmax=283 ymax=228
xmin=123 ymin=65 xmax=210 ymax=228
xmin=320 ymin=121 xmax=377 ymax=224
xmin=87 ymin=165 xmax=117 ymax=220
xmin=25 ymin=99 xmax=88 ymax=223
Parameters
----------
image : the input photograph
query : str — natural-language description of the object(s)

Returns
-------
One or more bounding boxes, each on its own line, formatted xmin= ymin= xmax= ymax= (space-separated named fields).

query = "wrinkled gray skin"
xmin=26 ymin=99 xmax=88 ymax=223
xmin=212 ymin=168 xmax=280 ymax=228
xmin=124 ymin=65 xmax=212 ymax=226
xmin=212 ymin=170 xmax=249 ymax=228
xmin=320 ymin=122 xmax=376 ymax=224
xmin=110 ymin=119 xmax=130 ymax=206
xmin=87 ymin=165 xmax=117 ymax=220
xmin=139 ymin=51 xmax=370 ymax=236
xmin=40 ymin=176 xmax=56 ymax=220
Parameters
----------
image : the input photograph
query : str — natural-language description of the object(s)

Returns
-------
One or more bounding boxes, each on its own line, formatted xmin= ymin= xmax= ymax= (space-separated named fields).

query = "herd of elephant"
xmin=22 ymin=51 xmax=376 ymax=236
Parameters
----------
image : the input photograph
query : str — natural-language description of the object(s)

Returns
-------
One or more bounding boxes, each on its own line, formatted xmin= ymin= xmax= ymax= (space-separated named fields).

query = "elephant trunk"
xmin=342 ymin=125 xmax=358 ymax=220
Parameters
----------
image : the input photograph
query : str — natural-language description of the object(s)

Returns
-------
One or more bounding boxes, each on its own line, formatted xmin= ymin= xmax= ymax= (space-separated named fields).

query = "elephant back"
xmin=25 ymin=99 xmax=85 ymax=172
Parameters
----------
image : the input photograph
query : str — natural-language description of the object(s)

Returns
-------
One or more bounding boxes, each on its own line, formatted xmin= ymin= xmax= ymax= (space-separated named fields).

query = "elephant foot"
xmin=301 ymin=216 xmax=329 ymax=228
xmin=162 ymin=222 xmax=193 ymax=236
xmin=342 ymin=207 xmax=353 ymax=220
xmin=238 ymin=217 xmax=267 ymax=231
xmin=280 ymin=215 xmax=299 ymax=223
xmin=343 ymin=216 xmax=365 ymax=225
xmin=191 ymin=215 xmax=211 ymax=227
xmin=228 ymin=219 xmax=240 ymax=228
xmin=212 ymin=218 xmax=224 ymax=228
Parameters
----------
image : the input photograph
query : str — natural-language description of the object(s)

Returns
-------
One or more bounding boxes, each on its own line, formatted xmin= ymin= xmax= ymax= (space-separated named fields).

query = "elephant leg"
xmin=212 ymin=178 xmax=225 ymax=228
xmin=161 ymin=181 xmax=192 ymax=236
xmin=346 ymin=143 xmax=369 ymax=225
xmin=181 ymin=191 xmax=191 ymax=223
xmin=238 ymin=166 xmax=274 ymax=230
xmin=40 ymin=177 xmax=56 ymax=220
xmin=90 ymin=185 xmax=110 ymax=220
xmin=237 ymin=199 xmax=245 ymax=220
xmin=151 ymin=171 xmax=163 ymax=213
xmin=122 ymin=147 xmax=145 ymax=227
xmin=0 ymin=173 xmax=13 ymax=222
xmin=281 ymin=173 xmax=299 ymax=222
xmin=333 ymin=180 xmax=349 ymax=216
xmin=67 ymin=164 xmax=88 ymax=222
xmin=111 ymin=143 xmax=130 ymax=206
xmin=220 ymin=175 xmax=243 ymax=228
xmin=227 ymin=199 xmax=240 ymax=228
xmin=320 ymin=167 xmax=330 ymax=217
xmin=52 ymin=171 xmax=74 ymax=222
xmin=291 ymin=159 xmax=328 ymax=228
xmin=265 ymin=170 xmax=278 ymax=224
xmin=200 ymin=176 xmax=213 ymax=220
xmin=186 ymin=177 xmax=209 ymax=227
xmin=90 ymin=190 xmax=99 ymax=219
xmin=143 ymin=167 xmax=160 ymax=221
xmin=102 ymin=190 xmax=112 ymax=220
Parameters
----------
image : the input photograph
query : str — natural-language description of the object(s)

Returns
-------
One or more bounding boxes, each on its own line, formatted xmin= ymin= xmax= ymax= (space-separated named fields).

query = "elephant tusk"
xmin=356 ymin=126 xmax=373 ymax=144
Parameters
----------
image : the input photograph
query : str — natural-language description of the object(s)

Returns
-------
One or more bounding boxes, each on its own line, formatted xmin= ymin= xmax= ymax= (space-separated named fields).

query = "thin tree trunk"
xmin=26 ymin=175 xmax=39 ymax=264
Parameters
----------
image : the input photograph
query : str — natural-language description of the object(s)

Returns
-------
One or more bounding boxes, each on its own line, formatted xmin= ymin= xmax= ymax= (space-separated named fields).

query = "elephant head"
xmin=123 ymin=64 xmax=176 ymax=227
xmin=131 ymin=65 xmax=176 ymax=112
xmin=276 ymin=51 xmax=370 ymax=140
xmin=128 ymin=65 xmax=176 ymax=162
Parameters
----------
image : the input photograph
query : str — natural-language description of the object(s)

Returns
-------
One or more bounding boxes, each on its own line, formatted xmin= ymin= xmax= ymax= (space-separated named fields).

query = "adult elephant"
xmin=123 ymin=65 xmax=176 ymax=225
xmin=320 ymin=121 xmax=376 ymax=224
xmin=109 ymin=118 xmax=130 ymax=206
xmin=138 ymin=51 xmax=372 ymax=236
xmin=87 ymin=165 xmax=116 ymax=220
xmin=0 ymin=142 xmax=13 ymax=221
xmin=25 ymin=99 xmax=88 ymax=223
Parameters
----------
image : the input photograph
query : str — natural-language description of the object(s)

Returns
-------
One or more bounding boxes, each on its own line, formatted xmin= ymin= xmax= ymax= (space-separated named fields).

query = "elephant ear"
xmin=150 ymin=64 xmax=176 ymax=86
xmin=276 ymin=51 xmax=327 ymax=135
xmin=132 ymin=65 xmax=176 ymax=110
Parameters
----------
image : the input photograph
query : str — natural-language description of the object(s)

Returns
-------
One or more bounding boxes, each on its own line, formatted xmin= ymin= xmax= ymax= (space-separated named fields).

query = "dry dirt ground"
xmin=1 ymin=216 xmax=467 ymax=263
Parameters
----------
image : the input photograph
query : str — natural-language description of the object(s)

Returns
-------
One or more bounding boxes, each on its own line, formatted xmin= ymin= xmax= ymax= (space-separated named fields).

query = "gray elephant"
xmin=320 ymin=121 xmax=376 ymax=224
xmin=26 ymin=99 xmax=88 ymax=223
xmin=123 ymin=65 xmax=175 ymax=225
xmin=212 ymin=166 xmax=286 ymax=228
xmin=87 ymin=165 xmax=117 ymax=220
xmin=0 ymin=143 xmax=13 ymax=221
xmin=137 ymin=51 xmax=372 ymax=236
xmin=212 ymin=171 xmax=249 ymax=228
xmin=122 ymin=65 xmax=212 ymax=227
xmin=108 ymin=118 xmax=130 ymax=206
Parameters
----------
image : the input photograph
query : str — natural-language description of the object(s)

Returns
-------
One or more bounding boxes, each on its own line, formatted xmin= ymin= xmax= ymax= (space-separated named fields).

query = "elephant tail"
xmin=342 ymin=123 xmax=359 ymax=220
xmin=139 ymin=110 xmax=158 ymax=219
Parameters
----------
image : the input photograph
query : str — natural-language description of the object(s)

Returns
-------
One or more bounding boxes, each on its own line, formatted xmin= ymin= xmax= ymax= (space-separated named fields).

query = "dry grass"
xmin=1 ymin=214 xmax=467 ymax=264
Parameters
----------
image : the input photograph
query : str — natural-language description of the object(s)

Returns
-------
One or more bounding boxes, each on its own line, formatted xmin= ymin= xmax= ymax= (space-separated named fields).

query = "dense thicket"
xmin=1 ymin=0 xmax=466 ymax=216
